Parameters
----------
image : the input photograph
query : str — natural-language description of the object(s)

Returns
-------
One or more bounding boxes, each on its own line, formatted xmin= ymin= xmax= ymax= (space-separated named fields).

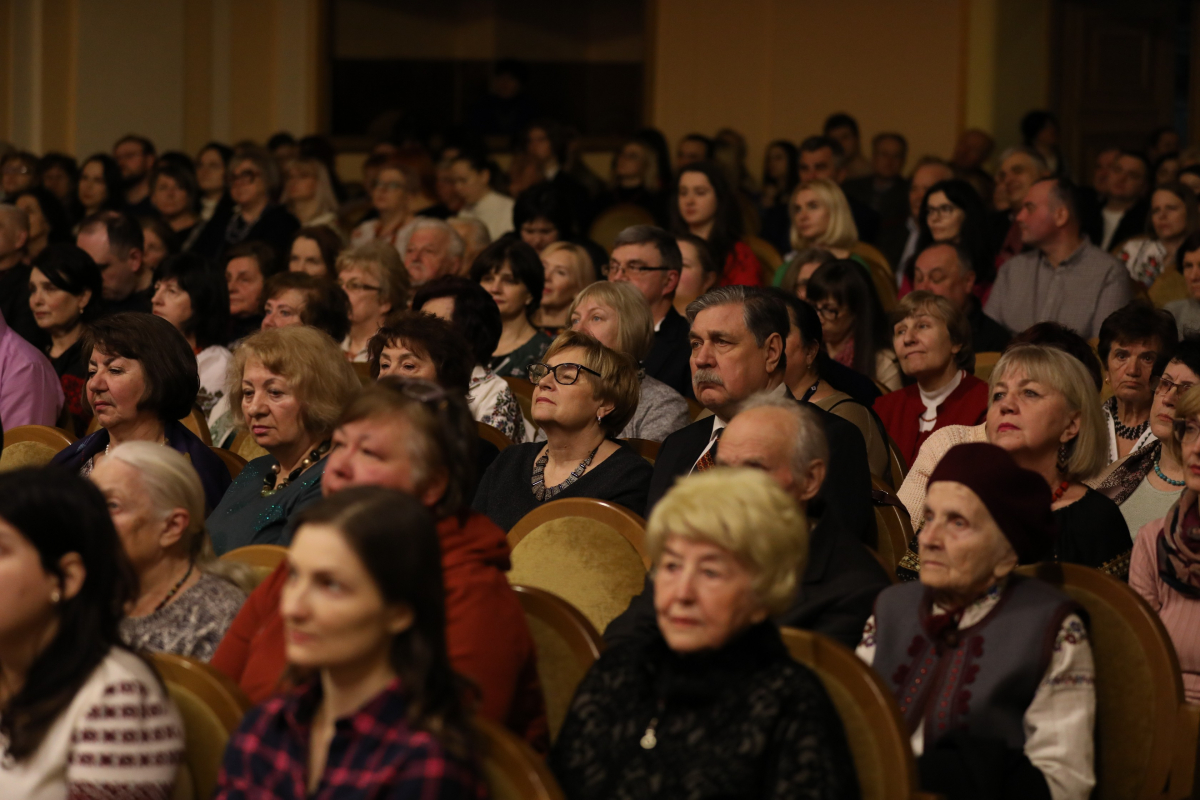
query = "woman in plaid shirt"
xmin=215 ymin=487 xmax=487 ymax=799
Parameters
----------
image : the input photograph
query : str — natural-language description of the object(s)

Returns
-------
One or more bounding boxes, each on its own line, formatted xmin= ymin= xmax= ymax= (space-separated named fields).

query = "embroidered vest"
xmin=871 ymin=575 xmax=1083 ymax=751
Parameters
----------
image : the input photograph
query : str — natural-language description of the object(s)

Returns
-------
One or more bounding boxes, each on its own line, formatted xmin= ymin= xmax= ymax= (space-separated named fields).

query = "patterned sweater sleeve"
xmin=66 ymin=675 xmax=184 ymax=799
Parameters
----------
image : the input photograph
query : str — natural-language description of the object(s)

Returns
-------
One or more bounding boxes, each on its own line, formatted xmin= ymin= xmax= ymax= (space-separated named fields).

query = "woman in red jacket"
xmin=873 ymin=290 xmax=988 ymax=467
xmin=210 ymin=377 xmax=548 ymax=752
xmin=669 ymin=161 xmax=762 ymax=287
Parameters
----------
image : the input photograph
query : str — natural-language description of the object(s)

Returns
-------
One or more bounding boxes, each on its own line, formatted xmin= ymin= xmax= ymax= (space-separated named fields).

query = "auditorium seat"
xmin=588 ymin=203 xmax=656 ymax=255
xmin=209 ymin=447 xmax=247 ymax=480
xmin=871 ymin=476 xmax=913 ymax=574
xmin=219 ymin=544 xmax=289 ymax=586
xmin=619 ymin=437 xmax=660 ymax=464
xmin=478 ymin=421 xmax=514 ymax=452
xmin=474 ymin=717 xmax=566 ymax=800
xmin=507 ymin=498 xmax=649 ymax=634
xmin=0 ymin=424 xmax=76 ymax=471
xmin=973 ymin=351 xmax=1002 ymax=383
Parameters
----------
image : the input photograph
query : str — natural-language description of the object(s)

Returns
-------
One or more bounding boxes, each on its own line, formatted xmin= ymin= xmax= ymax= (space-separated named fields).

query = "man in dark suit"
xmin=646 ymin=286 xmax=874 ymax=542
xmin=842 ymin=132 xmax=910 ymax=242
xmin=607 ymin=225 xmax=693 ymax=398
xmin=1100 ymin=150 xmax=1151 ymax=251
xmin=607 ymin=394 xmax=891 ymax=649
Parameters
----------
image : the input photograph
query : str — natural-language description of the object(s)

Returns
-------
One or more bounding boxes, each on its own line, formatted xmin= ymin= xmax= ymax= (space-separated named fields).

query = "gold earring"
xmin=50 ymin=590 xmax=61 ymax=603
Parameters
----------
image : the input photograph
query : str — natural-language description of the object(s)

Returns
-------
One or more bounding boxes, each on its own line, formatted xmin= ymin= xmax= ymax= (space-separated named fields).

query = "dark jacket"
xmin=968 ymin=296 xmax=1012 ymax=353
xmin=644 ymin=306 xmax=693 ymax=399
xmin=1109 ymin=197 xmax=1151 ymax=251
xmin=605 ymin=514 xmax=891 ymax=650
xmin=550 ymin=621 xmax=860 ymax=800
xmin=218 ymin=204 xmax=300 ymax=269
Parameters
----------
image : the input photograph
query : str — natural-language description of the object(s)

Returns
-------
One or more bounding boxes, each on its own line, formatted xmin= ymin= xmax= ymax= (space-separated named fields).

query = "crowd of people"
xmin=2 ymin=110 xmax=1200 ymax=799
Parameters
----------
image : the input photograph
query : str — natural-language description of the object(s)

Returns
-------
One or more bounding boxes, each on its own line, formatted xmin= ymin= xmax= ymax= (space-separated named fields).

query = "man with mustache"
xmin=646 ymin=285 xmax=874 ymax=542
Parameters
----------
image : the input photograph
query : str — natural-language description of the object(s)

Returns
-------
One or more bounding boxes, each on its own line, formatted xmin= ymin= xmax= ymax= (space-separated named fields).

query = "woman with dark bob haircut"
xmin=52 ymin=312 xmax=232 ymax=510
xmin=0 ymin=468 xmax=184 ymax=797
xmin=470 ymin=233 xmax=552 ymax=378
xmin=806 ymin=259 xmax=901 ymax=390
xmin=27 ymin=243 xmax=103 ymax=434
xmin=152 ymin=252 xmax=237 ymax=446
xmin=414 ymin=275 xmax=531 ymax=442
xmin=368 ymin=310 xmax=473 ymax=394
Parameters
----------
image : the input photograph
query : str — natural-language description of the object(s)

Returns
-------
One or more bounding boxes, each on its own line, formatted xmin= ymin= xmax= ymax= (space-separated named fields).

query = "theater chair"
xmin=219 ymin=544 xmax=289 ymax=588
xmin=0 ymin=424 xmax=76 ymax=471
xmin=871 ymin=475 xmax=913 ymax=578
xmin=507 ymin=497 xmax=649 ymax=634
xmin=87 ymin=404 xmax=212 ymax=446
xmin=478 ymin=421 xmax=514 ymax=452
xmin=474 ymin=717 xmax=565 ymax=800
xmin=588 ymin=203 xmax=656 ymax=255
xmin=208 ymin=446 xmax=247 ymax=480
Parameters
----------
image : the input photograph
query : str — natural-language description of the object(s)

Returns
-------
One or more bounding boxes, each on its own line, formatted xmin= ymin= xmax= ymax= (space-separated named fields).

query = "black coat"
xmin=644 ymin=306 xmax=693 ymax=400
xmin=605 ymin=514 xmax=891 ymax=650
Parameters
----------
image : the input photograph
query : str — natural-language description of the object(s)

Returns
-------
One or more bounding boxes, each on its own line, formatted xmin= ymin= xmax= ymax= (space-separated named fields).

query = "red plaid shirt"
xmin=215 ymin=677 xmax=489 ymax=799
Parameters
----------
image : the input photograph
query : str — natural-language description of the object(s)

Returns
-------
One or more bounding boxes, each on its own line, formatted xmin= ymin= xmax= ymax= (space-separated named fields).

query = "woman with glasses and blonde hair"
xmin=533 ymin=240 xmax=596 ymax=334
xmin=282 ymin=155 xmax=340 ymax=232
xmin=1130 ymin=383 xmax=1200 ymax=703
xmin=335 ymin=240 xmax=411 ymax=362
xmin=473 ymin=330 xmax=652 ymax=530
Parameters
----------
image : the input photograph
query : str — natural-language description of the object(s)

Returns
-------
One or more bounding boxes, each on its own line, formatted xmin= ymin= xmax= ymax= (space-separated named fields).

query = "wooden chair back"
xmin=871 ymin=476 xmax=914 ymax=575
xmin=88 ymin=406 xmax=212 ymax=446
xmin=619 ymin=437 xmax=660 ymax=464
xmin=219 ymin=544 xmax=289 ymax=586
xmin=478 ymin=421 xmax=514 ymax=452
xmin=474 ymin=717 xmax=566 ymax=800
xmin=1016 ymin=562 xmax=1199 ymax=800
xmin=745 ymin=235 xmax=782 ymax=284
xmin=149 ymin=652 xmax=251 ymax=800
xmin=502 ymin=376 xmax=538 ymax=432
xmin=513 ymin=585 xmax=603 ymax=740
xmin=208 ymin=447 xmax=247 ymax=480
xmin=1 ymin=424 xmax=76 ymax=471
xmin=229 ymin=429 xmax=269 ymax=463
xmin=886 ymin=435 xmax=908 ymax=488
xmin=507 ymin=498 xmax=649 ymax=634
xmin=973 ymin=351 xmax=1002 ymax=383
xmin=587 ymin=203 xmax=656 ymax=255
xmin=780 ymin=627 xmax=923 ymax=800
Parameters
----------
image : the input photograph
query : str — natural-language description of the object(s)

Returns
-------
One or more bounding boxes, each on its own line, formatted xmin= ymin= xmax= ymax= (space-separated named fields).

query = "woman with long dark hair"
xmin=806 ymin=258 xmax=900 ymax=390
xmin=905 ymin=178 xmax=994 ymax=289
xmin=76 ymin=154 xmax=123 ymax=218
xmin=0 ymin=467 xmax=183 ymax=797
xmin=759 ymin=139 xmax=800 ymax=255
xmin=215 ymin=487 xmax=486 ymax=798
xmin=669 ymin=161 xmax=762 ymax=287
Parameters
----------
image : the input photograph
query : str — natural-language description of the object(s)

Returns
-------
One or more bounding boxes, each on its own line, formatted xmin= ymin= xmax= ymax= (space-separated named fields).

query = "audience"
xmin=1167 ymin=231 xmax=1200 ymax=334
xmin=673 ymin=231 xmax=720 ymax=316
xmin=0 ymin=468 xmax=184 ymax=798
xmin=859 ymin=442 xmax=1095 ymax=800
xmin=1 ymin=150 xmax=39 ymax=198
xmin=27 ymin=243 xmax=102 ymax=433
xmin=415 ymin=276 xmax=530 ymax=442
xmin=806 ymin=259 xmax=902 ymax=390
xmin=0 ymin=205 xmax=38 ymax=346
xmin=215 ymin=487 xmax=488 ymax=798
xmin=193 ymin=141 xmax=234 ymax=235
xmin=151 ymin=252 xmax=235 ymax=445
xmin=1101 ymin=150 xmax=1152 ymax=251
xmin=596 ymin=136 xmax=667 ymax=225
xmin=76 ymin=153 xmax=123 ymax=218
xmin=223 ymin=240 xmax=280 ymax=341
xmin=912 ymin=242 xmax=1012 ymax=352
xmin=38 ymin=152 xmax=79 ymax=216
xmin=335 ymin=241 xmax=410 ymax=362
xmin=532 ymin=240 xmax=595 ymax=333
xmin=568 ymin=281 xmax=690 ymax=442
xmin=350 ymin=160 xmax=414 ymax=250
xmin=282 ymin=155 xmax=339 ymax=231
xmin=879 ymin=157 xmax=955 ymax=277
xmin=138 ymin=215 xmax=174 ymax=273
xmin=1115 ymin=182 xmax=1198 ymax=304
xmin=471 ymin=235 xmax=552 ymax=377
xmin=223 ymin=147 xmax=299 ymax=261
xmin=985 ymin=177 xmax=1132 ymax=338
xmin=757 ymin=139 xmax=799 ymax=255
xmin=1130 ymin=383 xmax=1200 ymax=703
xmin=513 ymin=181 xmax=576 ymax=253
xmin=91 ymin=442 xmax=246 ymax=660
xmin=447 ymin=213 xmax=492 ymax=270
xmin=669 ymin=161 xmax=762 ymax=286
xmin=906 ymin=177 xmax=995 ymax=289
xmin=675 ymin=132 xmax=713 ymax=169
xmin=843 ymin=132 xmax=910 ymax=239
xmin=451 ymin=151 xmax=514 ymax=239
xmin=1097 ymin=303 xmax=1177 ymax=462
xmin=149 ymin=161 xmax=200 ymax=249
xmin=207 ymin=326 xmax=359 ymax=553
xmin=989 ymin=146 xmax=1052 ymax=269
xmin=825 ymin=112 xmax=871 ymax=179
xmin=367 ymin=312 xmax=471 ymax=394
xmin=1097 ymin=337 xmax=1200 ymax=535
xmin=113 ymin=135 xmax=156 ymax=213
xmin=875 ymin=291 xmax=988 ymax=466
xmin=12 ymin=186 xmax=70 ymax=259
xmin=778 ymin=245 xmax=837 ymax=301
xmin=287 ymin=224 xmax=342 ymax=279
xmin=797 ymin=135 xmax=881 ymax=243
xmin=552 ymin=467 xmax=858 ymax=799
xmin=950 ymin=128 xmax=996 ymax=203
xmin=261 ymin=271 xmax=351 ymax=342
xmin=212 ymin=381 xmax=547 ymax=746
xmin=76 ymin=210 xmax=154 ymax=314
xmin=397 ymin=217 xmax=465 ymax=285
xmin=473 ymin=330 xmax=651 ymax=529
xmin=0 ymin=306 xmax=62 ymax=430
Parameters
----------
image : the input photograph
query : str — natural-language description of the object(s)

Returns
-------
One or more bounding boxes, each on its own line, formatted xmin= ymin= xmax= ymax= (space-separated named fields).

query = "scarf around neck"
xmin=1158 ymin=489 xmax=1200 ymax=597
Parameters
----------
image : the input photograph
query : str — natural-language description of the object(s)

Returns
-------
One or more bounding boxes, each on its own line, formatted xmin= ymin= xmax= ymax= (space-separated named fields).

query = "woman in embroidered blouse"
xmin=335 ymin=241 xmax=411 ymax=363
xmin=1097 ymin=303 xmax=1177 ymax=463
xmin=472 ymin=330 xmax=652 ymax=531
xmin=472 ymin=235 xmax=553 ymax=378
xmin=206 ymin=326 xmax=360 ymax=554
xmin=1098 ymin=337 xmax=1200 ymax=535
xmin=874 ymin=291 xmax=988 ymax=467
xmin=0 ymin=467 xmax=183 ymax=799
xmin=415 ymin=276 xmax=530 ymax=443
xmin=551 ymin=467 xmax=858 ymax=799
xmin=91 ymin=443 xmax=247 ymax=661
xmin=1130 ymin=385 xmax=1200 ymax=703
xmin=1116 ymin=182 xmax=1198 ymax=298
xmin=215 ymin=487 xmax=486 ymax=799
xmin=858 ymin=442 xmax=1095 ymax=800
xmin=806 ymin=259 xmax=902 ymax=391
xmin=668 ymin=161 xmax=762 ymax=287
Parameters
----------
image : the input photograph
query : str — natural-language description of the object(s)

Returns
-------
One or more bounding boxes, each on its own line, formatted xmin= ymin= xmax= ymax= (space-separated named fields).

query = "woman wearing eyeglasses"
xmin=1130 ymin=381 xmax=1200 ymax=703
xmin=473 ymin=330 xmax=652 ymax=531
xmin=901 ymin=178 xmax=994 ymax=293
xmin=221 ymin=147 xmax=300 ymax=264
xmin=334 ymin=241 xmax=411 ymax=362
xmin=1098 ymin=336 xmax=1200 ymax=536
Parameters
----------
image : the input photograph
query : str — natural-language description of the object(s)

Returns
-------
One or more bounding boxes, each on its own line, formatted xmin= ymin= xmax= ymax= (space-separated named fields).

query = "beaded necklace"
xmin=153 ymin=561 xmax=194 ymax=614
xmin=1106 ymin=396 xmax=1150 ymax=441
xmin=1051 ymin=480 xmax=1070 ymax=503
xmin=262 ymin=440 xmax=331 ymax=497
xmin=532 ymin=444 xmax=601 ymax=501
xmin=1155 ymin=455 xmax=1187 ymax=487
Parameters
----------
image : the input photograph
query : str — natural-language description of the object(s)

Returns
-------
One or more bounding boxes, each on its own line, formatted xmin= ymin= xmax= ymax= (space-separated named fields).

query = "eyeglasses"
xmin=602 ymin=262 xmax=673 ymax=279
xmin=527 ymin=362 xmax=602 ymax=385
xmin=926 ymin=203 xmax=959 ymax=219
xmin=1154 ymin=375 xmax=1196 ymax=398
xmin=338 ymin=279 xmax=382 ymax=293
xmin=231 ymin=169 xmax=261 ymax=184
xmin=1174 ymin=418 xmax=1200 ymax=445
xmin=814 ymin=304 xmax=843 ymax=321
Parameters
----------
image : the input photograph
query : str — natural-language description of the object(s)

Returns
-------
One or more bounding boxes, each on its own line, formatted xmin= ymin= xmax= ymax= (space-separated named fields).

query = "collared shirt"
xmin=0 ymin=308 xmax=63 ymax=431
xmin=983 ymin=240 xmax=1132 ymax=339
xmin=689 ymin=382 xmax=788 ymax=472
xmin=215 ymin=677 xmax=487 ymax=800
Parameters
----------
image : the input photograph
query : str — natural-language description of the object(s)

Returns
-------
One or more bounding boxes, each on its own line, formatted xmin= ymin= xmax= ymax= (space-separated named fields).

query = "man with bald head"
xmin=605 ymin=393 xmax=890 ymax=650
xmin=984 ymin=177 xmax=1131 ymax=338
xmin=913 ymin=243 xmax=1011 ymax=352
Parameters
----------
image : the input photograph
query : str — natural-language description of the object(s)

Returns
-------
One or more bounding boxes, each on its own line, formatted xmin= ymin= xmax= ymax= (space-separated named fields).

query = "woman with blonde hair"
xmin=282 ymin=156 xmax=340 ymax=232
xmin=533 ymin=240 xmax=596 ymax=333
xmin=90 ymin=442 xmax=247 ymax=661
xmin=207 ymin=326 xmax=361 ymax=554
xmin=336 ymin=240 xmax=411 ymax=361
xmin=568 ymin=281 xmax=690 ymax=442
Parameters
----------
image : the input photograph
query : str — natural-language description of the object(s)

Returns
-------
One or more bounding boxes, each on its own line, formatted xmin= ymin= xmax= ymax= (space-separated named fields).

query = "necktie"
xmin=693 ymin=427 xmax=724 ymax=473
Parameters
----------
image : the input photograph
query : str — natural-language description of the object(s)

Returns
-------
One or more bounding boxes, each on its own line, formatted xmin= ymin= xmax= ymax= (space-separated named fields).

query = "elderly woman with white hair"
xmin=568 ymin=280 xmax=690 ymax=442
xmin=860 ymin=442 xmax=1096 ymax=800
xmin=90 ymin=442 xmax=247 ymax=662
xmin=550 ymin=468 xmax=858 ymax=799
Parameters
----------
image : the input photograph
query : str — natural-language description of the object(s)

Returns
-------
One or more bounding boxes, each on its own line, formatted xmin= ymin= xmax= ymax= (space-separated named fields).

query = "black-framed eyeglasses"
xmin=602 ymin=263 xmax=672 ymax=279
xmin=1173 ymin=418 xmax=1200 ymax=445
xmin=1154 ymin=375 xmax=1196 ymax=398
xmin=527 ymin=362 xmax=601 ymax=386
xmin=231 ymin=169 xmax=261 ymax=184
